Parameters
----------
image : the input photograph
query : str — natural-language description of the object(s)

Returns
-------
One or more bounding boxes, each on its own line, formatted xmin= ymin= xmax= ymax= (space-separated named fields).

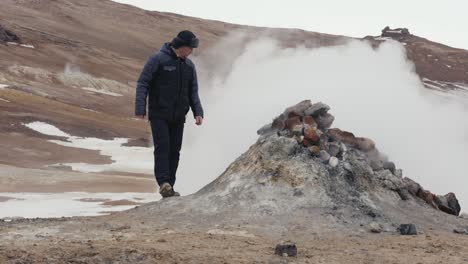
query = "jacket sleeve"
xmin=135 ymin=54 xmax=159 ymax=116
xmin=190 ymin=64 xmax=204 ymax=118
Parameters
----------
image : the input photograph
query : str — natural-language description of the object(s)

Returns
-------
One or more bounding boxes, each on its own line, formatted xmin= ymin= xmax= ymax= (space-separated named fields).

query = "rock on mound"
xmin=114 ymin=100 xmax=464 ymax=236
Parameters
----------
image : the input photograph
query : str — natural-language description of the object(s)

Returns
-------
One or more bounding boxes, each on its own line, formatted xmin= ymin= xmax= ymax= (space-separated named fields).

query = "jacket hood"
xmin=160 ymin=42 xmax=177 ymax=57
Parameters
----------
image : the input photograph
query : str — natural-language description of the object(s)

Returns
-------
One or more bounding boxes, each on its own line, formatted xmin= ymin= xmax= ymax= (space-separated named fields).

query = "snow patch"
xmin=24 ymin=121 xmax=71 ymax=137
xmin=373 ymin=37 xmax=392 ymax=41
xmin=23 ymin=121 xmax=153 ymax=174
xmin=82 ymin=87 xmax=123 ymax=97
xmin=20 ymin=44 xmax=35 ymax=49
xmin=0 ymin=98 xmax=10 ymax=103
xmin=0 ymin=84 xmax=9 ymax=89
xmin=6 ymin=42 xmax=18 ymax=46
xmin=0 ymin=192 xmax=158 ymax=218
xmin=446 ymin=65 xmax=452 ymax=68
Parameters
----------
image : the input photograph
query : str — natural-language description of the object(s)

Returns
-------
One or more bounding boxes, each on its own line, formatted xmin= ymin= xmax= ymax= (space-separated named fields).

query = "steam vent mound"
xmin=116 ymin=100 xmax=465 ymax=236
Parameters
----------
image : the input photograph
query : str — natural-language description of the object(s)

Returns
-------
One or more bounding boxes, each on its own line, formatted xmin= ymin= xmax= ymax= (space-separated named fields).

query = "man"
xmin=135 ymin=30 xmax=204 ymax=198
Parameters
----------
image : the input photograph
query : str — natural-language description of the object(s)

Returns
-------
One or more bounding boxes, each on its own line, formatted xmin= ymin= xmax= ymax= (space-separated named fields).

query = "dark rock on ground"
xmin=399 ymin=224 xmax=417 ymax=235
xmin=275 ymin=241 xmax=297 ymax=257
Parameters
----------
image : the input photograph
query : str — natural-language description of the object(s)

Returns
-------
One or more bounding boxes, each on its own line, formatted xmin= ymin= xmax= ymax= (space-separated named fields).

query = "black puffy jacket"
xmin=135 ymin=42 xmax=204 ymax=122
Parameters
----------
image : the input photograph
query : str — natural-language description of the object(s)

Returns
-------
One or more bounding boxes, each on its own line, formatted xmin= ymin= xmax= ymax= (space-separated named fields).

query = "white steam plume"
xmin=175 ymin=33 xmax=468 ymax=213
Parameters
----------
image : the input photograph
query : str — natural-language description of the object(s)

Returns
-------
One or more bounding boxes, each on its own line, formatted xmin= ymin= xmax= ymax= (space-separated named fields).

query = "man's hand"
xmin=135 ymin=115 xmax=146 ymax=120
xmin=195 ymin=116 xmax=203 ymax=126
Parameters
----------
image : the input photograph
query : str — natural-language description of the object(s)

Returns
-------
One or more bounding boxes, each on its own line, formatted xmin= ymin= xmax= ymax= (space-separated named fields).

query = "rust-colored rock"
xmin=304 ymin=127 xmax=320 ymax=144
xmin=302 ymin=116 xmax=317 ymax=128
xmin=328 ymin=128 xmax=356 ymax=145
xmin=418 ymin=190 xmax=438 ymax=209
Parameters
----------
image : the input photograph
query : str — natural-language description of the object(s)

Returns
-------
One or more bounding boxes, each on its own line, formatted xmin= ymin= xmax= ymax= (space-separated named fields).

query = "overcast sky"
xmin=113 ymin=0 xmax=468 ymax=49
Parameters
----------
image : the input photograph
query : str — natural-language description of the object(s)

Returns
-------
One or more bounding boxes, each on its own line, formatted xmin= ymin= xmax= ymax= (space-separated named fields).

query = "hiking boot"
xmin=173 ymin=191 xmax=181 ymax=197
xmin=159 ymin=183 xmax=175 ymax=198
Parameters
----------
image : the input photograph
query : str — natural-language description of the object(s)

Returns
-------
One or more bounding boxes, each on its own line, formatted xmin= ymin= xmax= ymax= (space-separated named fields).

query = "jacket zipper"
xmin=173 ymin=59 xmax=182 ymax=121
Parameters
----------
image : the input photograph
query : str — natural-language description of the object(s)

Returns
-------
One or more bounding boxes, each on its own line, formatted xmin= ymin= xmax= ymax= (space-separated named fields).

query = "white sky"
xmin=113 ymin=0 xmax=468 ymax=50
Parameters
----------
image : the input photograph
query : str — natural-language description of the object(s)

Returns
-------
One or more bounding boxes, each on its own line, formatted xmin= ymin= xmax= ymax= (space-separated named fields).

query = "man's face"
xmin=177 ymin=46 xmax=193 ymax=58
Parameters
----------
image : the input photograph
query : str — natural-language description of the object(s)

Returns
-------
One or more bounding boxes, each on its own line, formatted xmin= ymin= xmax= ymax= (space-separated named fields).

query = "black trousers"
xmin=150 ymin=118 xmax=185 ymax=187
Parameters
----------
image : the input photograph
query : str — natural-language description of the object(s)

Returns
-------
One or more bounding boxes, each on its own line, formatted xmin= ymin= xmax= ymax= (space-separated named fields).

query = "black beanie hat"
xmin=171 ymin=30 xmax=199 ymax=48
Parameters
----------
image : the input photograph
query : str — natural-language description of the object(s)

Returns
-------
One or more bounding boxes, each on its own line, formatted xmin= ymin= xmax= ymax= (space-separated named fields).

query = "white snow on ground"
xmin=82 ymin=87 xmax=123 ymax=96
xmin=0 ymin=98 xmax=10 ymax=103
xmin=6 ymin=42 xmax=35 ymax=49
xmin=0 ymin=192 xmax=159 ymax=219
xmin=373 ymin=37 xmax=392 ymax=41
xmin=24 ymin=121 xmax=71 ymax=137
xmin=446 ymin=65 xmax=452 ymax=68
xmin=0 ymin=84 xmax=9 ymax=89
xmin=23 ymin=121 xmax=153 ymax=174
xmin=20 ymin=44 xmax=35 ymax=49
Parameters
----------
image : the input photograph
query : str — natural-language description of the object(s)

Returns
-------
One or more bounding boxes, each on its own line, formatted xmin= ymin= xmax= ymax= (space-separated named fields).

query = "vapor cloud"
xmin=174 ymin=33 xmax=468 ymax=213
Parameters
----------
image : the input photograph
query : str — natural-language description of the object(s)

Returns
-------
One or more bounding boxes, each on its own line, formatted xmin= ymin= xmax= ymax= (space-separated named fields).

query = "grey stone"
xmin=275 ymin=241 xmax=297 ymax=257
xmin=304 ymin=102 xmax=330 ymax=117
xmin=383 ymin=161 xmax=396 ymax=174
xmin=327 ymin=142 xmax=341 ymax=157
xmin=318 ymin=150 xmax=331 ymax=162
xmin=369 ymin=222 xmax=382 ymax=233
xmin=399 ymin=224 xmax=417 ymax=235
xmin=315 ymin=113 xmax=335 ymax=130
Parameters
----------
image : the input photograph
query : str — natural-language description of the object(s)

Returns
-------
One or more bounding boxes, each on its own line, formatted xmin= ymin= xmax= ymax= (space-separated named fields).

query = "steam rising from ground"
xmin=175 ymin=33 xmax=468 ymax=212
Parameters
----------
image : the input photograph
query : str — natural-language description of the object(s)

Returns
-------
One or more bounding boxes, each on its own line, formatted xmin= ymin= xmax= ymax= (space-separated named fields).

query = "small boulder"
xmin=315 ymin=113 xmax=335 ymax=130
xmin=327 ymin=142 xmax=341 ymax=157
xmin=318 ymin=150 xmax=331 ymax=162
xmin=329 ymin=157 xmax=339 ymax=167
xmin=284 ymin=100 xmax=312 ymax=116
xmin=399 ymin=224 xmax=417 ymax=235
xmin=302 ymin=115 xmax=317 ymax=128
xmin=274 ymin=241 xmax=297 ymax=257
xmin=402 ymin=177 xmax=422 ymax=196
xmin=304 ymin=102 xmax=330 ymax=117
xmin=382 ymin=161 xmax=396 ymax=174
xmin=368 ymin=222 xmax=382 ymax=233
xmin=304 ymin=127 xmax=320 ymax=144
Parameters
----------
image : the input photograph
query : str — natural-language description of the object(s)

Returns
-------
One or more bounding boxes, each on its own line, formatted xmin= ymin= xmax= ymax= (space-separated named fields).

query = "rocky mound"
xmin=111 ymin=100 xmax=465 ymax=237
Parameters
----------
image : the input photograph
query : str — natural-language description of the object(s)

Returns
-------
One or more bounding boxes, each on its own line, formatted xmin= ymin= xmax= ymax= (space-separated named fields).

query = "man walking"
xmin=135 ymin=30 xmax=204 ymax=198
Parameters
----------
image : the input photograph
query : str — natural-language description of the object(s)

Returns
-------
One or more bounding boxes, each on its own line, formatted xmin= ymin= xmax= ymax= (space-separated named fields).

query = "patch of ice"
xmin=207 ymin=229 xmax=255 ymax=238
xmin=82 ymin=87 xmax=123 ymax=97
xmin=0 ymin=98 xmax=10 ymax=103
xmin=23 ymin=121 xmax=153 ymax=174
xmin=0 ymin=84 xmax=9 ymax=89
xmin=20 ymin=44 xmax=35 ymax=49
xmin=24 ymin=121 xmax=71 ymax=137
xmin=0 ymin=192 xmax=158 ymax=218
xmin=83 ymin=108 xmax=100 ymax=113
